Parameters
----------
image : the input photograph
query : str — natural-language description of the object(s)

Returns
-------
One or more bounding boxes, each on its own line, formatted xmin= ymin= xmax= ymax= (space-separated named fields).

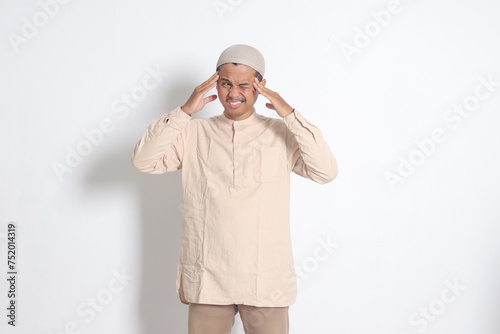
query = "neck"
xmin=223 ymin=108 xmax=254 ymax=121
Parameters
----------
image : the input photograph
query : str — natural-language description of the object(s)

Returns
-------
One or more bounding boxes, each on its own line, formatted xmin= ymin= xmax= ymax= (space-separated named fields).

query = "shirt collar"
xmin=219 ymin=108 xmax=260 ymax=125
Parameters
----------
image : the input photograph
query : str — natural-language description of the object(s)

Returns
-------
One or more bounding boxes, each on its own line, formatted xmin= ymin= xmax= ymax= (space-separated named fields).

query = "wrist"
xmin=180 ymin=106 xmax=192 ymax=116
xmin=281 ymin=108 xmax=294 ymax=118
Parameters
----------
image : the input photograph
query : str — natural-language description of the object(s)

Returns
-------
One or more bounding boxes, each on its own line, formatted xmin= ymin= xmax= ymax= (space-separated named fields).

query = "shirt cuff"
xmin=283 ymin=109 xmax=305 ymax=130
xmin=160 ymin=106 xmax=192 ymax=129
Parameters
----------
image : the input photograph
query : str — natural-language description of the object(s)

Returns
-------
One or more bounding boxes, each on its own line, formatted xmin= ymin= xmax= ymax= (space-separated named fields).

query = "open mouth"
xmin=227 ymin=100 xmax=245 ymax=109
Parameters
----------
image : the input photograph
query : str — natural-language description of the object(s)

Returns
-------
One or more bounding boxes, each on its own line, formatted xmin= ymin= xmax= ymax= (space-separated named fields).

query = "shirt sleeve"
xmin=130 ymin=106 xmax=191 ymax=174
xmin=284 ymin=109 xmax=338 ymax=184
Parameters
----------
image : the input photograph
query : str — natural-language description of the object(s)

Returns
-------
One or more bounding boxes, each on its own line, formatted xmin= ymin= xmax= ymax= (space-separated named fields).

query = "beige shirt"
xmin=131 ymin=106 xmax=338 ymax=307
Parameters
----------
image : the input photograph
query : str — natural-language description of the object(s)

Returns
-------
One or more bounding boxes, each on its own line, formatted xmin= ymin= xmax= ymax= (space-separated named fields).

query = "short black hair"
xmin=216 ymin=62 xmax=263 ymax=82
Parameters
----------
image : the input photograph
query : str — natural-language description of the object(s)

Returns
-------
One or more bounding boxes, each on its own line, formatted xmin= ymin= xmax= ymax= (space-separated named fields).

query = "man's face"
xmin=216 ymin=63 xmax=265 ymax=121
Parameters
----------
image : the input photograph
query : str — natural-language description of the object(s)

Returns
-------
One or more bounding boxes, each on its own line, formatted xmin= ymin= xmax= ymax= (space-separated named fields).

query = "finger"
xmin=254 ymin=82 xmax=272 ymax=100
xmin=201 ymin=73 xmax=219 ymax=88
xmin=198 ymin=74 xmax=219 ymax=94
xmin=253 ymin=79 xmax=264 ymax=94
xmin=265 ymin=103 xmax=275 ymax=110
xmin=205 ymin=72 xmax=218 ymax=82
xmin=253 ymin=78 xmax=273 ymax=97
xmin=253 ymin=77 xmax=263 ymax=89
xmin=202 ymin=95 xmax=217 ymax=105
xmin=207 ymin=72 xmax=219 ymax=84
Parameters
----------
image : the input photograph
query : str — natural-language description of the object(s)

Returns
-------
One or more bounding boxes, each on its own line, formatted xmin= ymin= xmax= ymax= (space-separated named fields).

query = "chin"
xmin=225 ymin=109 xmax=244 ymax=116
xmin=224 ymin=108 xmax=248 ymax=119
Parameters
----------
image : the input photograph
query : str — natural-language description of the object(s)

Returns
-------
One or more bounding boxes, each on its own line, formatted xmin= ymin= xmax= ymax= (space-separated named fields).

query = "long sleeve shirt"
xmin=131 ymin=106 xmax=338 ymax=307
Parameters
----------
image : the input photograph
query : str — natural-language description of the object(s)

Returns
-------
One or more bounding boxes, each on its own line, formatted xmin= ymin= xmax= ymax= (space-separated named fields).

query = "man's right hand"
xmin=181 ymin=72 xmax=219 ymax=116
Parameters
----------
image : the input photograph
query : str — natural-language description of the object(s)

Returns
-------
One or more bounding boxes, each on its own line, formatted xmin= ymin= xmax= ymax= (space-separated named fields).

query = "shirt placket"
xmin=232 ymin=121 xmax=243 ymax=189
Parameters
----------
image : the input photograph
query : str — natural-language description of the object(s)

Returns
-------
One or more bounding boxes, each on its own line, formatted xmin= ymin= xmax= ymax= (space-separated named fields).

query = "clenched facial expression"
xmin=216 ymin=63 xmax=265 ymax=121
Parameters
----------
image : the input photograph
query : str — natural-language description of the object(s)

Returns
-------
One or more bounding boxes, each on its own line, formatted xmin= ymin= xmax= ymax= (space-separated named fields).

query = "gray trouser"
xmin=188 ymin=303 xmax=289 ymax=334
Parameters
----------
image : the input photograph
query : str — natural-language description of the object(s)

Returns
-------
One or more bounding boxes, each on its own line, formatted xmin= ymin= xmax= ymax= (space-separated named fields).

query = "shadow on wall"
xmin=85 ymin=145 xmax=187 ymax=333
xmin=85 ymin=76 xmax=196 ymax=333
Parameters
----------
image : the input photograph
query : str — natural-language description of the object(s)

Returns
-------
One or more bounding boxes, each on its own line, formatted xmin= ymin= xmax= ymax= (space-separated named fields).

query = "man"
xmin=131 ymin=44 xmax=338 ymax=334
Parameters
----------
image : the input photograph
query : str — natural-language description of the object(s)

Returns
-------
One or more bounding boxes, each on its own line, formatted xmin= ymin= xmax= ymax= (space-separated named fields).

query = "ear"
xmin=261 ymin=79 xmax=266 ymax=87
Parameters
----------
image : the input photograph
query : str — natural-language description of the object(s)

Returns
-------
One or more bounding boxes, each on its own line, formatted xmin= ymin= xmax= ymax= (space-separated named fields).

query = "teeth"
xmin=229 ymin=101 xmax=243 ymax=105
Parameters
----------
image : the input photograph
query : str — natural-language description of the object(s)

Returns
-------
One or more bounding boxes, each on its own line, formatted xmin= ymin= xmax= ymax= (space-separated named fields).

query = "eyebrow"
xmin=221 ymin=78 xmax=249 ymax=84
xmin=221 ymin=79 xmax=250 ymax=88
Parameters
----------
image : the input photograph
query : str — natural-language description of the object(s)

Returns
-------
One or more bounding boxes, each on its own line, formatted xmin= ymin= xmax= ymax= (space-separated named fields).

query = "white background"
xmin=2 ymin=0 xmax=500 ymax=333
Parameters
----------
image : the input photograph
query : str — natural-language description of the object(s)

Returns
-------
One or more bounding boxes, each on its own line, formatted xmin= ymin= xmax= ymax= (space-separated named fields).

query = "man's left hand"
xmin=253 ymin=78 xmax=294 ymax=118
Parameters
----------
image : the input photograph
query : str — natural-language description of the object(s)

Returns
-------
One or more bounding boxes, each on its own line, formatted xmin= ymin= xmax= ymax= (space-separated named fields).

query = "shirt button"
xmin=235 ymin=161 xmax=239 ymax=167
xmin=234 ymin=121 xmax=239 ymax=125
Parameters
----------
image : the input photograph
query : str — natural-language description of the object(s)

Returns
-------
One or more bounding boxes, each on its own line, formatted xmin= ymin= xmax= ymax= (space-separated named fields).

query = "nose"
xmin=228 ymin=85 xmax=242 ymax=97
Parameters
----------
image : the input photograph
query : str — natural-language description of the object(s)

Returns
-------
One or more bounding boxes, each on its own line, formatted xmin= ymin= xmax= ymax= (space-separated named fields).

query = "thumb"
xmin=265 ymin=103 xmax=275 ymax=110
xmin=203 ymin=95 xmax=218 ymax=105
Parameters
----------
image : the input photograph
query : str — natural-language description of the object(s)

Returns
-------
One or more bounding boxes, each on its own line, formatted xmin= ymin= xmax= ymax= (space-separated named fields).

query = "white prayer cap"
xmin=216 ymin=44 xmax=265 ymax=78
